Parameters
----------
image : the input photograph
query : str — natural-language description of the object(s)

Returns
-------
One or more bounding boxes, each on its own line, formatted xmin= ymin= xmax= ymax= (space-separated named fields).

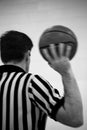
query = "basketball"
xmin=39 ymin=25 xmax=78 ymax=60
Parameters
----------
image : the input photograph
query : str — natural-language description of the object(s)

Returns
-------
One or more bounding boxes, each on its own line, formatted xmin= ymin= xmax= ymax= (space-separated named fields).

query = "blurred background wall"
xmin=0 ymin=0 xmax=87 ymax=130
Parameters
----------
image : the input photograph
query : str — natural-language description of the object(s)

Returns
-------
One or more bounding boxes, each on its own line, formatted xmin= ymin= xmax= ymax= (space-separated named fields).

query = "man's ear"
xmin=25 ymin=50 xmax=30 ymax=61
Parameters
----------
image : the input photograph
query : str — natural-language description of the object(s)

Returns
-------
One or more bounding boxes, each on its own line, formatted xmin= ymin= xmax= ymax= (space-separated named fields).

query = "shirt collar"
xmin=0 ymin=65 xmax=25 ymax=73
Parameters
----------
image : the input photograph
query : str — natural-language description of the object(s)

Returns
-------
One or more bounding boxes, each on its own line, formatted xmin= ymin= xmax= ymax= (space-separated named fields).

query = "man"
xmin=0 ymin=30 xmax=83 ymax=130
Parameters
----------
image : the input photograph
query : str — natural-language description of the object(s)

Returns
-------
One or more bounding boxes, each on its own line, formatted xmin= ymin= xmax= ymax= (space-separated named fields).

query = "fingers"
xmin=49 ymin=44 xmax=58 ymax=59
xmin=58 ymin=43 xmax=72 ymax=59
xmin=65 ymin=45 xmax=72 ymax=58
xmin=41 ymin=43 xmax=72 ymax=62
xmin=41 ymin=48 xmax=52 ymax=63
xmin=58 ymin=43 xmax=65 ymax=57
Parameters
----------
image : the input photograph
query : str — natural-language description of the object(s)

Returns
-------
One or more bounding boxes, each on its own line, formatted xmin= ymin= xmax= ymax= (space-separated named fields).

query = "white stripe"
xmin=45 ymin=78 xmax=62 ymax=99
xmin=0 ymin=73 xmax=8 ymax=130
xmin=35 ymin=107 xmax=40 ymax=130
xmin=10 ymin=73 xmax=22 ymax=130
xmin=34 ymin=100 xmax=48 ymax=115
xmin=43 ymin=79 xmax=62 ymax=99
xmin=2 ymin=72 xmax=15 ymax=130
xmin=26 ymin=100 xmax=32 ymax=130
xmin=33 ymin=76 xmax=57 ymax=105
xmin=25 ymin=74 xmax=33 ymax=130
xmin=52 ymin=88 xmax=63 ymax=99
xmin=0 ymin=73 xmax=8 ymax=90
xmin=18 ymin=74 xmax=27 ymax=130
xmin=31 ymin=84 xmax=51 ymax=114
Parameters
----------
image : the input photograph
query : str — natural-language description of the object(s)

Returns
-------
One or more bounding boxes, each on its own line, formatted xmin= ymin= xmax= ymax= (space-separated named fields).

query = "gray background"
xmin=0 ymin=0 xmax=87 ymax=130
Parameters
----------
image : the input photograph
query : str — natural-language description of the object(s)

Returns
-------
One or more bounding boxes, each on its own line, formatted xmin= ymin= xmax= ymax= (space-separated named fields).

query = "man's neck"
xmin=5 ymin=61 xmax=26 ymax=72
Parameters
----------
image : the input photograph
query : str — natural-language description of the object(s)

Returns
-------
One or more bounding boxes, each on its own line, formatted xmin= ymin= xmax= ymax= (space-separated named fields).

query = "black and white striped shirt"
xmin=0 ymin=65 xmax=64 ymax=130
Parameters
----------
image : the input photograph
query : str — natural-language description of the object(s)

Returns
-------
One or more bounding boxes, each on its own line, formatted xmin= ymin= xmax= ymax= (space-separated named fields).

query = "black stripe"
xmin=31 ymin=103 xmax=36 ymax=130
xmin=38 ymin=110 xmax=42 ymax=130
xmin=22 ymin=74 xmax=31 ymax=130
xmin=41 ymin=113 xmax=47 ymax=130
xmin=33 ymin=94 xmax=49 ymax=115
xmin=14 ymin=73 xmax=25 ymax=130
xmin=38 ymin=111 xmax=47 ymax=130
xmin=31 ymin=79 xmax=53 ymax=110
xmin=6 ymin=72 xmax=17 ymax=130
xmin=54 ymin=88 xmax=61 ymax=96
xmin=0 ymin=73 xmax=10 ymax=130
xmin=35 ymin=75 xmax=60 ymax=101
xmin=0 ymin=73 xmax=3 ymax=81
xmin=51 ymin=97 xmax=65 ymax=120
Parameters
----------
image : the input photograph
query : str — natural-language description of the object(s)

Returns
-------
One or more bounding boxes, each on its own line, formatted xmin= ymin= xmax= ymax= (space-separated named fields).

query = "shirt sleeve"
xmin=28 ymin=74 xmax=65 ymax=120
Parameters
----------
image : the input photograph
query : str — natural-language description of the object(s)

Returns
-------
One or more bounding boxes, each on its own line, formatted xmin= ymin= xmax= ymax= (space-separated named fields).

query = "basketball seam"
xmin=39 ymin=42 xmax=74 ymax=49
xmin=42 ymin=30 xmax=77 ymax=42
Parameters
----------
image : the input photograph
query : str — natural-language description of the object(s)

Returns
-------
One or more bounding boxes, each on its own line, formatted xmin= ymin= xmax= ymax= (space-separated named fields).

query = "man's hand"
xmin=42 ymin=43 xmax=72 ymax=76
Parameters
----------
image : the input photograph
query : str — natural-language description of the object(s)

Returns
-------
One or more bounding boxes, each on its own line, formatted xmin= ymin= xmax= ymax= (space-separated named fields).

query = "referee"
xmin=0 ymin=30 xmax=83 ymax=130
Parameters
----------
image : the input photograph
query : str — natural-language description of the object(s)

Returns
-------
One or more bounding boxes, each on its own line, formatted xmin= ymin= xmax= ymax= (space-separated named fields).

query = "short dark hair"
xmin=0 ymin=30 xmax=33 ymax=63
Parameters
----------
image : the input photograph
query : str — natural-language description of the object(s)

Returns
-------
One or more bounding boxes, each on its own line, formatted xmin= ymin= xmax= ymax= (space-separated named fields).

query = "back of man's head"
xmin=0 ymin=30 xmax=33 ymax=63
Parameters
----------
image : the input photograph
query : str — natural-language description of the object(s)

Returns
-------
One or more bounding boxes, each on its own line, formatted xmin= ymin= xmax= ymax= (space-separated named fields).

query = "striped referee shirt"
xmin=0 ymin=65 xmax=64 ymax=130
